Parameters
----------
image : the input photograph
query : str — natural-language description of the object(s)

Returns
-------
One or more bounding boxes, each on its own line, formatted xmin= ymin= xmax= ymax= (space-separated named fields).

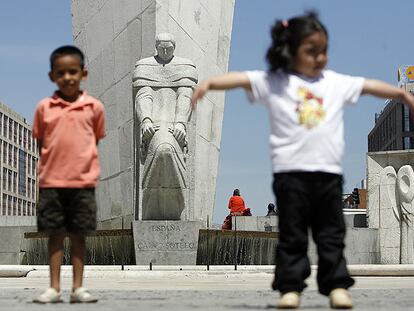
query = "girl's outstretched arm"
xmin=362 ymin=79 xmax=414 ymax=115
xmin=191 ymin=72 xmax=252 ymax=109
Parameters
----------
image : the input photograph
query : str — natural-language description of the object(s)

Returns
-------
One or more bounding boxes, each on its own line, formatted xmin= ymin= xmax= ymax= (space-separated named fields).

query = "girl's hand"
xmin=191 ymin=81 xmax=210 ymax=109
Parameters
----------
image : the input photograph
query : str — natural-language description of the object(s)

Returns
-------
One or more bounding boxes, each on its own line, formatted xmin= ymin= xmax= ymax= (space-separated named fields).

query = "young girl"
xmin=192 ymin=12 xmax=414 ymax=309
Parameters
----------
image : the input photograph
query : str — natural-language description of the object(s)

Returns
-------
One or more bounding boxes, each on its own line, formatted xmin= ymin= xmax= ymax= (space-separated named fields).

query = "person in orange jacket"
xmin=228 ymin=189 xmax=246 ymax=216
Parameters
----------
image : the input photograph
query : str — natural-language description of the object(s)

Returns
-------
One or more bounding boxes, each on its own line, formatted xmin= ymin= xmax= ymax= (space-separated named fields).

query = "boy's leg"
xmin=272 ymin=173 xmax=312 ymax=293
xmin=66 ymin=188 xmax=98 ymax=303
xmin=310 ymin=173 xmax=354 ymax=296
xmin=70 ymin=234 xmax=86 ymax=291
xmin=36 ymin=188 xmax=66 ymax=295
xmin=48 ymin=233 xmax=65 ymax=291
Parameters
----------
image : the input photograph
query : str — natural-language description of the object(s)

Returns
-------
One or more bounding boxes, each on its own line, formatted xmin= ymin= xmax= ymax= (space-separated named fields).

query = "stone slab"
xmin=231 ymin=216 xmax=278 ymax=232
xmin=132 ymin=220 xmax=203 ymax=265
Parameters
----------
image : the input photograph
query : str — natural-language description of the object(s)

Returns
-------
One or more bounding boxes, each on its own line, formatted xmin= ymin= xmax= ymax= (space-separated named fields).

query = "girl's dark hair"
xmin=50 ymin=45 xmax=85 ymax=70
xmin=233 ymin=189 xmax=240 ymax=196
xmin=266 ymin=11 xmax=328 ymax=73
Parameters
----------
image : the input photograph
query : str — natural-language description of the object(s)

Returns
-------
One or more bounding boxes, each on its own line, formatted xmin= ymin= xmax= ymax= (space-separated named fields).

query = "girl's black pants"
xmin=272 ymin=172 xmax=354 ymax=296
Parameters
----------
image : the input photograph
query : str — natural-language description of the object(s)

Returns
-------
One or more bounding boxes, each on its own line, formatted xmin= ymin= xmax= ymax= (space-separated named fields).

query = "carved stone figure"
xmin=381 ymin=165 xmax=414 ymax=263
xmin=397 ymin=165 xmax=414 ymax=263
xmin=133 ymin=33 xmax=198 ymax=220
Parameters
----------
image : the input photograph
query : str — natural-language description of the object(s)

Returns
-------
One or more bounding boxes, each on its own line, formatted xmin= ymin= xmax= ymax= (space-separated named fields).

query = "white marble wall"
xmin=366 ymin=150 xmax=414 ymax=263
xmin=71 ymin=0 xmax=235 ymax=228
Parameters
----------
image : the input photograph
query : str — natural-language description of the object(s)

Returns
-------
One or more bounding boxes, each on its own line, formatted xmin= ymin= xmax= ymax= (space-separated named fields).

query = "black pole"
xmin=234 ymin=215 xmax=237 ymax=271
xmin=207 ymin=216 xmax=210 ymax=271
xmin=121 ymin=217 xmax=124 ymax=271
xmin=150 ymin=262 xmax=152 ymax=271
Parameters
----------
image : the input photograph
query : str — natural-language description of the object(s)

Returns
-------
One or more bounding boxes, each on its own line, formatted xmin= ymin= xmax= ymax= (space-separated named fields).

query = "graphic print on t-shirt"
xmin=296 ymin=87 xmax=326 ymax=129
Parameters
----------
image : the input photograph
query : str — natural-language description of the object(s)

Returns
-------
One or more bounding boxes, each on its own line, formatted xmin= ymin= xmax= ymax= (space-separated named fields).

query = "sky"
xmin=1 ymin=1 xmax=414 ymax=225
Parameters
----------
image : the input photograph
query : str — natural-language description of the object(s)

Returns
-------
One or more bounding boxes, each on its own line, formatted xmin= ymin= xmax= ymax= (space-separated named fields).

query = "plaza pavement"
xmin=0 ymin=265 xmax=414 ymax=310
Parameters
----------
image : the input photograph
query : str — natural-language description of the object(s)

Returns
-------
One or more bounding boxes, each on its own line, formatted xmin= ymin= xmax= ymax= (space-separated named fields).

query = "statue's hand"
xmin=141 ymin=119 xmax=158 ymax=142
xmin=170 ymin=123 xmax=187 ymax=147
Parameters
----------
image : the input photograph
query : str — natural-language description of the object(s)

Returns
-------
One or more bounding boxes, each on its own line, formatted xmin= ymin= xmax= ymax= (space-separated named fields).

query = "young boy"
xmin=32 ymin=46 xmax=105 ymax=304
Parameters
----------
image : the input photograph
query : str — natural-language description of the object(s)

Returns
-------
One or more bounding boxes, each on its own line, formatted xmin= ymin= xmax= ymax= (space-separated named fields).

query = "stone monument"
xmin=133 ymin=33 xmax=197 ymax=221
xmin=367 ymin=150 xmax=414 ymax=263
xmin=71 ymin=0 xmax=235 ymax=231
xmin=71 ymin=0 xmax=235 ymax=263
xmin=132 ymin=33 xmax=202 ymax=264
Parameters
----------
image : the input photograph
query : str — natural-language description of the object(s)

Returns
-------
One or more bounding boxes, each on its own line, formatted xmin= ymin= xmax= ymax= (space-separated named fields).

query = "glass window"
xmin=8 ymin=119 xmax=12 ymax=140
xmin=18 ymin=150 xmax=27 ymax=196
xmin=7 ymin=195 xmax=12 ymax=216
xmin=2 ymin=194 xmax=7 ymax=215
xmin=8 ymin=144 xmax=12 ymax=166
xmin=3 ymin=116 xmax=8 ymax=138
xmin=8 ymin=169 xmax=12 ymax=191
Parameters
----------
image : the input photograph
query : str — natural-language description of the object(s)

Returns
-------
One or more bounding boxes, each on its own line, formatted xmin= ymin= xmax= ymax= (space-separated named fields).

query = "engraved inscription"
xmin=136 ymin=241 xmax=195 ymax=250
xmin=150 ymin=225 xmax=181 ymax=232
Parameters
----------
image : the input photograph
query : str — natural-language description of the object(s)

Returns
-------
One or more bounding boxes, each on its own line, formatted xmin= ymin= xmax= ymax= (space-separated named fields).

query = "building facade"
xmin=0 ymin=102 xmax=38 ymax=217
xmin=368 ymin=65 xmax=414 ymax=152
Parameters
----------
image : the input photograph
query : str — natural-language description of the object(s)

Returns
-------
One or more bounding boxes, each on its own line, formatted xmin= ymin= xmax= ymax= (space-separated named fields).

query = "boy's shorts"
xmin=37 ymin=188 xmax=97 ymax=233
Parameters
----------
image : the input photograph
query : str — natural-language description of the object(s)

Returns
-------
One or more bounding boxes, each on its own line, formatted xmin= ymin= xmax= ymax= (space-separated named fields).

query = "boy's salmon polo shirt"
xmin=32 ymin=91 xmax=105 ymax=188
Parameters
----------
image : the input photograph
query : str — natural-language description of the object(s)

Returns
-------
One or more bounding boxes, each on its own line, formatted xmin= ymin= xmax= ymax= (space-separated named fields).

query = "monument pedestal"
xmin=132 ymin=220 xmax=203 ymax=265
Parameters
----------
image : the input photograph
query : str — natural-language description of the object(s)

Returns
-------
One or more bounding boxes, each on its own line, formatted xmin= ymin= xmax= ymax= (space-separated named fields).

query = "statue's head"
xmin=155 ymin=33 xmax=176 ymax=62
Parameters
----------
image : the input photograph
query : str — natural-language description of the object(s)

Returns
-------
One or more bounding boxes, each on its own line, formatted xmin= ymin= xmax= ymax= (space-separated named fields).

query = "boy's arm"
xmin=191 ymin=72 xmax=252 ymax=108
xmin=362 ymin=79 xmax=414 ymax=115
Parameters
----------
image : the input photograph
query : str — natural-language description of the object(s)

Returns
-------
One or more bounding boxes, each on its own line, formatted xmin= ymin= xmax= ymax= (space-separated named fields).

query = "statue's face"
xmin=156 ymin=41 xmax=175 ymax=62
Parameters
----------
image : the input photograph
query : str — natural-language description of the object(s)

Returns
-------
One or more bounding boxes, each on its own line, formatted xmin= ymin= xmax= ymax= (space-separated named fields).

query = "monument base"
xmin=132 ymin=220 xmax=203 ymax=265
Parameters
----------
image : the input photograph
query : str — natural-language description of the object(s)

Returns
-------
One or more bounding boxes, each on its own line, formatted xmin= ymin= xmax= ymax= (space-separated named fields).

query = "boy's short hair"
xmin=50 ymin=45 xmax=85 ymax=70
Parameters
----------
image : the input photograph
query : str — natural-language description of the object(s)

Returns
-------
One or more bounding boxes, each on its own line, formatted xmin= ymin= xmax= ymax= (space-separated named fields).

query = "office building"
xmin=368 ymin=65 xmax=414 ymax=152
xmin=0 ymin=102 xmax=38 ymax=216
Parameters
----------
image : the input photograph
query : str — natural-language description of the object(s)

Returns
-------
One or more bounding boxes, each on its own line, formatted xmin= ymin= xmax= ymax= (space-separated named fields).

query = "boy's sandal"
xmin=33 ymin=288 xmax=63 ymax=304
xmin=70 ymin=287 xmax=98 ymax=303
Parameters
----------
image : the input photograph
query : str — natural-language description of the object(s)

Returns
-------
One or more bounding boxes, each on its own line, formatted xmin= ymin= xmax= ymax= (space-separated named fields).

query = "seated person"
xmin=266 ymin=203 xmax=278 ymax=216
xmin=228 ymin=189 xmax=246 ymax=216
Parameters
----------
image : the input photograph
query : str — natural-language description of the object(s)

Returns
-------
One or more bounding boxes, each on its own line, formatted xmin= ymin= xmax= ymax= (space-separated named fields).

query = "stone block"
xmin=111 ymin=0 xmax=143 ymax=37
xmin=380 ymin=246 xmax=400 ymax=264
xmin=114 ymin=28 xmax=131 ymax=82
xmin=388 ymin=152 xmax=410 ymax=170
xmin=115 ymin=74 xmax=134 ymax=127
xmin=102 ymin=41 xmax=116 ymax=91
xmin=195 ymin=97 xmax=213 ymax=142
xmin=96 ymin=179 xmax=111 ymax=221
xmin=132 ymin=220 xmax=203 ymax=264
xmin=120 ymin=170 xmax=134 ymax=218
xmin=0 ymin=226 xmax=36 ymax=264
xmin=98 ymin=129 xmax=120 ymax=179
xmin=380 ymin=227 xmax=400 ymax=248
xmin=231 ymin=216 xmax=278 ymax=232
xmin=380 ymin=207 xmax=399 ymax=229
xmin=85 ymin=1 xmax=114 ymax=61
xmin=108 ymin=175 xmax=123 ymax=219
xmin=367 ymin=153 xmax=388 ymax=175
xmin=71 ymin=0 xmax=106 ymax=37
xmin=119 ymin=120 xmax=133 ymax=171
xmin=141 ymin=2 xmax=157 ymax=58
xmin=101 ymin=87 xmax=118 ymax=132
xmin=127 ymin=18 xmax=143 ymax=66
xmin=87 ymin=53 xmax=104 ymax=98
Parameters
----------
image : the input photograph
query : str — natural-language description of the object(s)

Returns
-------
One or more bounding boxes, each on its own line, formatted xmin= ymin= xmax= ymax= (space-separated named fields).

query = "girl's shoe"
xmin=329 ymin=288 xmax=353 ymax=309
xmin=277 ymin=291 xmax=300 ymax=309
xmin=33 ymin=288 xmax=63 ymax=304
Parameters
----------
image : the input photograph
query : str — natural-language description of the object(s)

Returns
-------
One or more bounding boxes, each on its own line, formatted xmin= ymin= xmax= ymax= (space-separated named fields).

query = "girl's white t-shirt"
xmin=246 ymin=69 xmax=365 ymax=174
